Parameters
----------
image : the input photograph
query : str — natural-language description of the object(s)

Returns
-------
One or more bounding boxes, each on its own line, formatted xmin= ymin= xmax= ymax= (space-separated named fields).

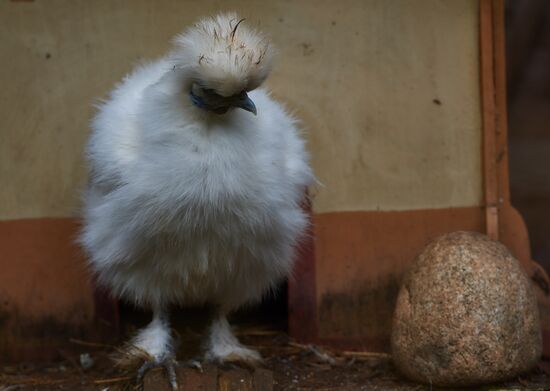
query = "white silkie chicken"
xmin=80 ymin=13 xmax=313 ymax=389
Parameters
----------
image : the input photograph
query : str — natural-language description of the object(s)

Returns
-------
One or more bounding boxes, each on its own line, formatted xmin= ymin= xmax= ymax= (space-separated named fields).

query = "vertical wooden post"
xmin=480 ymin=0 xmax=500 ymax=240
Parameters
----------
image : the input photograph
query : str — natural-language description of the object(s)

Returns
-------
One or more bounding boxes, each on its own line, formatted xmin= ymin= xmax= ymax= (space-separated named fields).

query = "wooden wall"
xmin=0 ymin=0 xmax=482 ymax=220
xmin=0 ymin=0 xmax=487 ymax=357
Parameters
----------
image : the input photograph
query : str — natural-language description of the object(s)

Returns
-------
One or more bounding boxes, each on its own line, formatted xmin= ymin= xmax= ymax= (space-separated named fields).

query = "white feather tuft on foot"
xmin=113 ymin=316 xmax=174 ymax=370
xmin=203 ymin=316 xmax=262 ymax=367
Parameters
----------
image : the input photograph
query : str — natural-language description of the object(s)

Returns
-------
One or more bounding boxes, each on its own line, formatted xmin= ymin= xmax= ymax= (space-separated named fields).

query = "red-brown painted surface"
xmin=0 ymin=218 xmax=95 ymax=361
xmin=288 ymin=205 xmax=539 ymax=352
xmin=288 ymin=197 xmax=318 ymax=343
xmin=312 ymin=207 xmax=486 ymax=351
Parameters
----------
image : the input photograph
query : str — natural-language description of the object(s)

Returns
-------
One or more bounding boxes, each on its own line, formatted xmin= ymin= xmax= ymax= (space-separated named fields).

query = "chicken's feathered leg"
xmin=203 ymin=313 xmax=262 ymax=367
xmin=114 ymin=306 xmax=178 ymax=390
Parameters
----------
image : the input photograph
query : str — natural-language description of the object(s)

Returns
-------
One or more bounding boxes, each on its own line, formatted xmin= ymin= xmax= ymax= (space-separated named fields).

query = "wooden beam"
xmin=480 ymin=0 xmax=500 ymax=240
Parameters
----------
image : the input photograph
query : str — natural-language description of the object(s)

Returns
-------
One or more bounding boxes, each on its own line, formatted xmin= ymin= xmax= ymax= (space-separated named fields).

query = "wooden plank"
xmin=218 ymin=368 xmax=273 ymax=391
xmin=0 ymin=218 xmax=94 ymax=361
xmin=307 ymin=206 xmax=534 ymax=351
xmin=142 ymin=366 xmax=272 ymax=391
xmin=288 ymin=196 xmax=318 ymax=343
xmin=480 ymin=0 xmax=499 ymax=240
xmin=218 ymin=369 xmax=254 ymax=391
xmin=182 ymin=365 xmax=218 ymax=391
xmin=143 ymin=366 xmax=218 ymax=391
xmin=252 ymin=368 xmax=273 ymax=391
xmin=312 ymin=207 xmax=485 ymax=350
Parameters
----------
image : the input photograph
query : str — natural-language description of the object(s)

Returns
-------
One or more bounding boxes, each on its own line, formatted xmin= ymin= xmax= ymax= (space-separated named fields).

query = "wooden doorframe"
xmin=480 ymin=0 xmax=533 ymax=270
xmin=480 ymin=0 xmax=501 ymax=241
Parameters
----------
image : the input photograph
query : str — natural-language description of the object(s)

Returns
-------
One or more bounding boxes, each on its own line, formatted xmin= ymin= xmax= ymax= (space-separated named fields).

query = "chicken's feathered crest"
xmin=172 ymin=13 xmax=275 ymax=97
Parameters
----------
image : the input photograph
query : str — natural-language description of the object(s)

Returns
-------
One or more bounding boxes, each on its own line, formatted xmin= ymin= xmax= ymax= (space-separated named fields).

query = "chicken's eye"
xmin=203 ymin=88 xmax=227 ymax=100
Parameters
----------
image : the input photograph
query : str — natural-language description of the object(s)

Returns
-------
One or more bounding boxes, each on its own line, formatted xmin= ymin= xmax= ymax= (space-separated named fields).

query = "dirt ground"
xmin=1 ymin=329 xmax=550 ymax=391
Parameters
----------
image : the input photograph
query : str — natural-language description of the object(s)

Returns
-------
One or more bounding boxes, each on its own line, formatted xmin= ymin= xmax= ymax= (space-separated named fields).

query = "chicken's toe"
xmin=181 ymin=358 xmax=204 ymax=372
xmin=206 ymin=345 xmax=263 ymax=368
xmin=136 ymin=357 xmax=179 ymax=390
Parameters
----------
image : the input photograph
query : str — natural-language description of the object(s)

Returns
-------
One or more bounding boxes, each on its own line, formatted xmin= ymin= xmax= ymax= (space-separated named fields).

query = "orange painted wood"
xmin=312 ymin=207 xmax=486 ymax=351
xmin=0 ymin=218 xmax=95 ymax=361
xmin=480 ymin=0 xmax=500 ymax=240
xmin=288 ymin=196 xmax=318 ymax=343
xmin=294 ymin=206 xmax=536 ymax=352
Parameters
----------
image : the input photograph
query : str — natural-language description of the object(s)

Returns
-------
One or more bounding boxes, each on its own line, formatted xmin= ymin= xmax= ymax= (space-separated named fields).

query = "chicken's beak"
xmin=234 ymin=93 xmax=257 ymax=115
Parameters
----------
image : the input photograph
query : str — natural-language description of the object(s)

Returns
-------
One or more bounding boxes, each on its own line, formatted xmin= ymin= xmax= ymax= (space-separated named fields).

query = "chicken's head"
xmin=173 ymin=13 xmax=275 ymax=115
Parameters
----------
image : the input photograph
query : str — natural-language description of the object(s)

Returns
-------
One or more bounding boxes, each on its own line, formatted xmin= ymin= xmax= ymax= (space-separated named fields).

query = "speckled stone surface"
xmin=391 ymin=231 xmax=541 ymax=387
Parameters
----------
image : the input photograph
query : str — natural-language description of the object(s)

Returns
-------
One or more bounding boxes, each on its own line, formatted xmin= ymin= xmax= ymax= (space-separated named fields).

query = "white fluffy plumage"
xmin=79 ymin=13 xmax=313 ymax=384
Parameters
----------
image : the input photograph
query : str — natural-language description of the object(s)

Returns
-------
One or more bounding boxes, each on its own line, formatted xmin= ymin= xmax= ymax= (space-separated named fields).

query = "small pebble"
xmin=79 ymin=353 xmax=94 ymax=370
